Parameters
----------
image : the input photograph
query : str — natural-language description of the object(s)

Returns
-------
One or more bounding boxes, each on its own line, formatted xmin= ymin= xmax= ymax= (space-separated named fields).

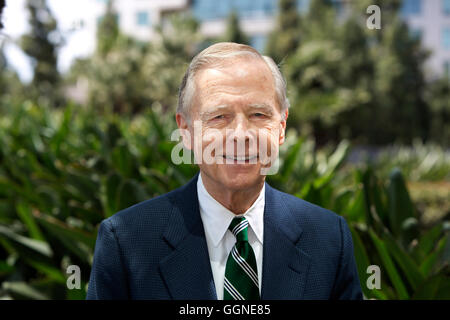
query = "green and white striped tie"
xmin=224 ymin=217 xmax=260 ymax=300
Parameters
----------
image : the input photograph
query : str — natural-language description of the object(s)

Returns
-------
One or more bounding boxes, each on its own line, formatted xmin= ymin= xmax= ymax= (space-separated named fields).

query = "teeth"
xmin=223 ymin=155 xmax=257 ymax=161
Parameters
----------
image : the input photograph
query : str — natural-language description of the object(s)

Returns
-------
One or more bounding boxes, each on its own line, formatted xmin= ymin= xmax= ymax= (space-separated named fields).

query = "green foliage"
xmin=0 ymin=0 xmax=448 ymax=301
xmin=425 ymin=78 xmax=450 ymax=147
xmin=68 ymin=13 xmax=201 ymax=114
xmin=267 ymin=130 xmax=450 ymax=300
xmin=143 ymin=14 xmax=202 ymax=111
xmin=221 ymin=11 xmax=249 ymax=45
xmin=0 ymin=101 xmax=198 ymax=299
xmin=373 ymin=142 xmax=450 ymax=182
xmin=1 ymin=103 xmax=447 ymax=299
xmin=281 ymin=0 xmax=432 ymax=146
xmin=96 ymin=0 xmax=119 ymax=57
xmin=20 ymin=0 xmax=62 ymax=106
xmin=265 ymin=0 xmax=302 ymax=63
xmin=0 ymin=45 xmax=25 ymax=104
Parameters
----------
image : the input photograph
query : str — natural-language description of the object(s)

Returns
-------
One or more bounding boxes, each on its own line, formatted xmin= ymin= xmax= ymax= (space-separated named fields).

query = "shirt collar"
xmin=197 ymin=171 xmax=265 ymax=247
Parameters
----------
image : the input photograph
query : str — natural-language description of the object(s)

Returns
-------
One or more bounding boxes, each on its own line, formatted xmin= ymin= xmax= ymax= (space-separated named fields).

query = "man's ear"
xmin=279 ymin=109 xmax=288 ymax=145
xmin=176 ymin=113 xmax=192 ymax=150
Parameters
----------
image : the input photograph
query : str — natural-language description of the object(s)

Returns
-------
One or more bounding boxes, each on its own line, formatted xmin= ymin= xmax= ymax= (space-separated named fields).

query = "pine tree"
xmin=20 ymin=0 xmax=62 ymax=105
xmin=303 ymin=0 xmax=336 ymax=40
xmin=222 ymin=10 xmax=249 ymax=45
xmin=283 ymin=0 xmax=431 ymax=145
xmin=265 ymin=0 xmax=301 ymax=63
xmin=96 ymin=0 xmax=119 ymax=57
xmin=371 ymin=16 xmax=430 ymax=143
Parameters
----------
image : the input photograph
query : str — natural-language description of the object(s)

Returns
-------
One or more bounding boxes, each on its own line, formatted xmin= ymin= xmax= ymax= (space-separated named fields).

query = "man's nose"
xmin=230 ymin=115 xmax=251 ymax=142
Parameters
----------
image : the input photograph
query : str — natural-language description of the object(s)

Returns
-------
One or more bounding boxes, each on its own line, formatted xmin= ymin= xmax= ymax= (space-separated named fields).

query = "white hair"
xmin=177 ymin=42 xmax=290 ymax=124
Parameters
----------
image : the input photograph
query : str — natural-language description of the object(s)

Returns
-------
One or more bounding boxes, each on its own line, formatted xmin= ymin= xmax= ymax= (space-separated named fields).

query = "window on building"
xmin=444 ymin=61 xmax=450 ymax=78
xmin=136 ymin=11 xmax=150 ymax=26
xmin=443 ymin=27 xmax=450 ymax=49
xmin=401 ymin=0 xmax=422 ymax=16
xmin=192 ymin=0 xmax=277 ymax=21
xmin=444 ymin=0 xmax=450 ymax=15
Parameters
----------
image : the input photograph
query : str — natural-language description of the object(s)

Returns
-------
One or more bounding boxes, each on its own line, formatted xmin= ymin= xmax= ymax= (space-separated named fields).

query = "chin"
xmin=220 ymin=167 xmax=263 ymax=190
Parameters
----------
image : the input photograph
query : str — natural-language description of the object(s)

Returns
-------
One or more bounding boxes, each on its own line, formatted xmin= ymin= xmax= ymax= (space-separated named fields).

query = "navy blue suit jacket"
xmin=86 ymin=172 xmax=363 ymax=300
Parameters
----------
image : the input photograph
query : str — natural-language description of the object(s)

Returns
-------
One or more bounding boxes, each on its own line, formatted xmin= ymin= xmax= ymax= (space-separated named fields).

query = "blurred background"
xmin=0 ymin=0 xmax=449 ymax=300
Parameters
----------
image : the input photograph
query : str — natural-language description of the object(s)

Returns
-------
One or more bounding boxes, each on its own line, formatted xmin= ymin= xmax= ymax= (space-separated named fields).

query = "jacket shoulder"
xmin=267 ymin=185 xmax=349 ymax=255
xmin=102 ymin=184 xmax=184 ymax=235
xmin=274 ymin=187 xmax=343 ymax=227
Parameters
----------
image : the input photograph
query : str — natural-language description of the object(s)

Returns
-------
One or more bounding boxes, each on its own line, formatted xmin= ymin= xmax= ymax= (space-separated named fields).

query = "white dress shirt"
xmin=197 ymin=171 xmax=265 ymax=300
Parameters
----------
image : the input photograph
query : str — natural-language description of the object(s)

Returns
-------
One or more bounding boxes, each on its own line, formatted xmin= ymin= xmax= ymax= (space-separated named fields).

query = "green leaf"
xmin=419 ymin=235 xmax=448 ymax=276
xmin=103 ymin=172 xmax=122 ymax=217
xmin=332 ymin=188 xmax=353 ymax=214
xmin=324 ymin=140 xmax=350 ymax=173
xmin=348 ymin=225 xmax=373 ymax=298
xmin=116 ymin=180 xmax=149 ymax=211
xmin=66 ymin=281 xmax=88 ymax=300
xmin=279 ymin=138 xmax=303 ymax=180
xmin=387 ymin=168 xmax=416 ymax=240
xmin=412 ymin=274 xmax=450 ymax=300
xmin=111 ymin=141 xmax=138 ymax=178
xmin=368 ymin=228 xmax=409 ymax=299
xmin=25 ymin=259 xmax=66 ymax=284
xmin=2 ymin=281 xmax=50 ymax=300
xmin=50 ymin=104 xmax=73 ymax=157
xmin=344 ymin=187 xmax=365 ymax=223
xmin=33 ymin=213 xmax=95 ymax=263
xmin=103 ymin=121 xmax=122 ymax=150
xmin=0 ymin=225 xmax=53 ymax=258
xmin=382 ymin=232 xmax=424 ymax=290
xmin=0 ymin=261 xmax=15 ymax=277
xmin=360 ymin=169 xmax=374 ymax=227
xmin=15 ymin=201 xmax=45 ymax=241
xmin=148 ymin=107 xmax=165 ymax=139
xmin=414 ymin=224 xmax=443 ymax=260
xmin=34 ymin=212 xmax=96 ymax=248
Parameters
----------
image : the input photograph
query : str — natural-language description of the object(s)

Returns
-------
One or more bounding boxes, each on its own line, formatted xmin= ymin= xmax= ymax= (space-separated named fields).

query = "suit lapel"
xmin=159 ymin=172 xmax=217 ymax=300
xmin=158 ymin=173 xmax=311 ymax=300
xmin=261 ymin=183 xmax=312 ymax=299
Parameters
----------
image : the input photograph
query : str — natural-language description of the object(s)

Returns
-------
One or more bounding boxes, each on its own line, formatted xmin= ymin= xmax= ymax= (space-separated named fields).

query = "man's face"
xmin=177 ymin=56 xmax=287 ymax=191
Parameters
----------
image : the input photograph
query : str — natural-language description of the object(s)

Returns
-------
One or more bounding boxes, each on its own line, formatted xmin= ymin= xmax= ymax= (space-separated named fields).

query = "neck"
xmin=200 ymin=171 xmax=265 ymax=215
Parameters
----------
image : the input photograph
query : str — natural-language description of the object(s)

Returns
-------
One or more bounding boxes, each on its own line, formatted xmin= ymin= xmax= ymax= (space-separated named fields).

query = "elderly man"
xmin=87 ymin=42 xmax=363 ymax=300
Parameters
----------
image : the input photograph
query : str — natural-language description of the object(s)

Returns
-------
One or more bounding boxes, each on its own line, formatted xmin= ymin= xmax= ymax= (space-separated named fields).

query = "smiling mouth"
xmin=222 ymin=155 xmax=258 ymax=163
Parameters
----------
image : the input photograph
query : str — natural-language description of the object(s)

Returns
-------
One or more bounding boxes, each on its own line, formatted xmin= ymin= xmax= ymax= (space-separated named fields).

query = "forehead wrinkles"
xmin=195 ymin=61 xmax=276 ymax=103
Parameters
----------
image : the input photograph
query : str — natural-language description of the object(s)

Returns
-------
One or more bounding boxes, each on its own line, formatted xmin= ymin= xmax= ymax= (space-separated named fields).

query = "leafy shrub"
xmin=0 ymin=102 xmax=448 ymax=299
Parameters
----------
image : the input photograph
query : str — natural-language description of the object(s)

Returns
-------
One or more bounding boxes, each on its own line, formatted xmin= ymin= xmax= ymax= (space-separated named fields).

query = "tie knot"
xmin=228 ymin=217 xmax=249 ymax=242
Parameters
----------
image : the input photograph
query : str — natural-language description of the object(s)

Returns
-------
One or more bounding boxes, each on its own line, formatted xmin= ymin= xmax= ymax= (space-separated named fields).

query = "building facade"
xmin=400 ymin=0 xmax=450 ymax=77
xmin=91 ymin=0 xmax=450 ymax=77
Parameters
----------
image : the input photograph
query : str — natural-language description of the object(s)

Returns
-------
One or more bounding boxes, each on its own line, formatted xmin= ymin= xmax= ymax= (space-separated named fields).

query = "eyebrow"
xmin=199 ymin=104 xmax=230 ymax=119
xmin=247 ymin=103 xmax=274 ymax=114
xmin=199 ymin=103 xmax=274 ymax=119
